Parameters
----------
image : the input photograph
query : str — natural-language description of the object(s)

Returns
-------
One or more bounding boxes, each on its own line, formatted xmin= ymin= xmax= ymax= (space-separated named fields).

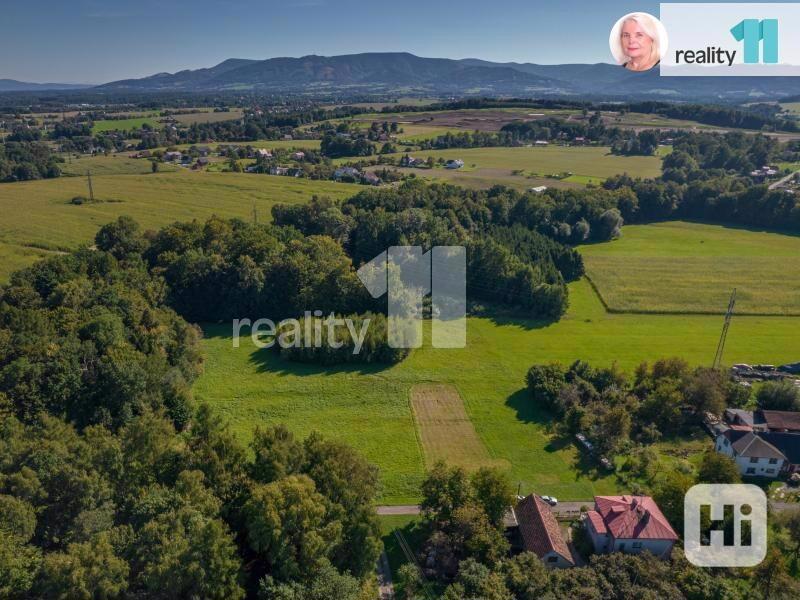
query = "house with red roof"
xmin=585 ymin=495 xmax=678 ymax=559
xmin=509 ymin=495 xmax=574 ymax=568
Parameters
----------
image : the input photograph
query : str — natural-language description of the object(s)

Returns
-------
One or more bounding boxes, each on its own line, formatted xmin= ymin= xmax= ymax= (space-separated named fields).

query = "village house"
xmin=445 ymin=159 xmax=464 ymax=169
xmin=163 ymin=151 xmax=182 ymax=162
xmin=362 ymin=172 xmax=381 ymax=186
xmin=507 ymin=495 xmax=574 ymax=568
xmin=401 ymin=155 xmax=423 ymax=168
xmin=585 ymin=495 xmax=678 ymax=558
xmin=269 ymin=166 xmax=290 ymax=176
xmin=530 ymin=186 xmax=548 ymax=193
xmin=715 ymin=428 xmax=800 ymax=477
xmin=196 ymin=146 xmax=212 ymax=157
xmin=333 ymin=166 xmax=361 ymax=181
xmin=291 ymin=151 xmax=305 ymax=161
xmin=255 ymin=148 xmax=273 ymax=159
xmin=534 ymin=140 xmax=549 ymax=146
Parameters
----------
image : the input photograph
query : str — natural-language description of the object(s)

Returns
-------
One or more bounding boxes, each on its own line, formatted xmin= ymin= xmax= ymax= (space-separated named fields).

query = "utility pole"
xmin=87 ymin=171 xmax=94 ymax=203
xmin=713 ymin=288 xmax=737 ymax=369
xmin=252 ymin=204 xmax=258 ymax=224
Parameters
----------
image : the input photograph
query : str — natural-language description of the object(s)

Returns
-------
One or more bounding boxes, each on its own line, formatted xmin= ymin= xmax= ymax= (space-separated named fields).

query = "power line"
xmin=713 ymin=288 xmax=736 ymax=369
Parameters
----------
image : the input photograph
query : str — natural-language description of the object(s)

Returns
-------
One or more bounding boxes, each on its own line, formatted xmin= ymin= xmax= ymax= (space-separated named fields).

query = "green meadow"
xmin=581 ymin=221 xmax=800 ymax=315
xmin=0 ymin=171 xmax=358 ymax=280
xmin=91 ymin=116 xmax=160 ymax=134
xmin=361 ymin=145 xmax=663 ymax=190
xmin=60 ymin=154 xmax=179 ymax=176
xmin=195 ymin=260 xmax=800 ymax=503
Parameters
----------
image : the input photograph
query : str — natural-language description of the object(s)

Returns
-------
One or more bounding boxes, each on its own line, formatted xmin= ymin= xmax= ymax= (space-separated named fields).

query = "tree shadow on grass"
xmin=200 ymin=322 xmax=397 ymax=376
xmin=469 ymin=303 xmax=556 ymax=332
xmin=248 ymin=345 xmax=398 ymax=377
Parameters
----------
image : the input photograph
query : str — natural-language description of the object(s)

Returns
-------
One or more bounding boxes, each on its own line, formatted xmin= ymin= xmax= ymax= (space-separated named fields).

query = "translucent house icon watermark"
xmin=684 ymin=484 xmax=767 ymax=567
xmin=357 ymin=246 xmax=466 ymax=349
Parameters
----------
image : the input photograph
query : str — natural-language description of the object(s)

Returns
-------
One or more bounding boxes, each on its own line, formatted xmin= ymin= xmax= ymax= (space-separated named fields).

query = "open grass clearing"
xmin=411 ymin=384 xmax=508 ymax=471
xmin=196 ymin=267 xmax=800 ymax=503
xmin=580 ymin=221 xmax=800 ymax=315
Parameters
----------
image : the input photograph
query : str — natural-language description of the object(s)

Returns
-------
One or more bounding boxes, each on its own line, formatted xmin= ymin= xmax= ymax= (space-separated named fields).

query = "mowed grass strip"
xmin=60 ymin=154 xmax=179 ymax=176
xmin=581 ymin=221 xmax=800 ymax=315
xmin=410 ymin=384 xmax=508 ymax=471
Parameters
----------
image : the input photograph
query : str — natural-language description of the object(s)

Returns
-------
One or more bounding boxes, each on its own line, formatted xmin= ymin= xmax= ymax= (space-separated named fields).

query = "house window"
xmin=632 ymin=542 xmax=643 ymax=549
xmin=769 ymin=458 xmax=778 ymax=464
xmin=767 ymin=469 xmax=776 ymax=474
xmin=547 ymin=556 xmax=558 ymax=563
xmin=619 ymin=543 xmax=625 ymax=551
xmin=746 ymin=468 xmax=756 ymax=474
xmin=750 ymin=457 xmax=759 ymax=463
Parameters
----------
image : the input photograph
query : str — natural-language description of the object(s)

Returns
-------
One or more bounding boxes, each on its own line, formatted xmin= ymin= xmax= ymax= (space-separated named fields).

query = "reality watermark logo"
xmin=357 ymin=246 xmax=466 ymax=349
xmin=684 ymin=484 xmax=767 ymax=567
xmin=730 ymin=19 xmax=778 ymax=63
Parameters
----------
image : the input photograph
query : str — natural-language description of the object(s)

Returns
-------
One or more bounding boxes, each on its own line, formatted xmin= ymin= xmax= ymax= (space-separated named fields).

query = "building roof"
xmin=586 ymin=510 xmax=607 ymax=534
xmin=594 ymin=495 xmax=678 ymax=541
xmin=515 ymin=495 xmax=573 ymax=564
xmin=724 ymin=408 xmax=755 ymax=427
xmin=761 ymin=410 xmax=800 ymax=432
xmin=724 ymin=430 xmax=787 ymax=460
xmin=760 ymin=432 xmax=800 ymax=464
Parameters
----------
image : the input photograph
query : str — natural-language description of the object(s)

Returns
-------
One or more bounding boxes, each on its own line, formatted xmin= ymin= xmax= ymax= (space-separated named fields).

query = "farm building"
xmin=585 ymin=495 xmax=678 ymax=559
xmin=723 ymin=409 xmax=800 ymax=433
xmin=507 ymin=495 xmax=573 ymax=568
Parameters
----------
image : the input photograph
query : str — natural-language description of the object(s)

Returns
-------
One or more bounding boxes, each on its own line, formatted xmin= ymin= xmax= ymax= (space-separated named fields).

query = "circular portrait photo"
xmin=609 ymin=12 xmax=668 ymax=72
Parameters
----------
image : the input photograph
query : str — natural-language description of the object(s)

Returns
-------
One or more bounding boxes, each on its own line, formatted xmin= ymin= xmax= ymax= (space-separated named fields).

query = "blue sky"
xmin=0 ymin=0 xmax=748 ymax=83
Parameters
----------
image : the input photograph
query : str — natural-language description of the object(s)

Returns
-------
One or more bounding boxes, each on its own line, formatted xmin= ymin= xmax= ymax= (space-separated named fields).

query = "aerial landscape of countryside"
xmin=3 ymin=3 xmax=800 ymax=599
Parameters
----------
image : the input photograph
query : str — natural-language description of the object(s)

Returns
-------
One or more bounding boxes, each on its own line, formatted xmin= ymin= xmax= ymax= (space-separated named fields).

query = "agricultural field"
xmin=366 ymin=145 xmax=663 ymax=190
xmin=91 ymin=116 xmax=160 ymax=134
xmin=0 ymin=170 xmax=358 ymax=280
xmin=195 ymin=222 xmax=800 ymax=503
xmin=581 ymin=221 xmax=800 ymax=315
xmin=59 ymin=154 xmax=179 ymax=176
xmin=172 ymin=109 xmax=244 ymax=125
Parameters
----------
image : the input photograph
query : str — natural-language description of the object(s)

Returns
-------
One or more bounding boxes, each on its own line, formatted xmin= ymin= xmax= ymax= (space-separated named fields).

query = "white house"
xmin=445 ymin=159 xmax=464 ymax=169
xmin=715 ymin=429 xmax=787 ymax=478
xmin=585 ymin=495 xmax=678 ymax=559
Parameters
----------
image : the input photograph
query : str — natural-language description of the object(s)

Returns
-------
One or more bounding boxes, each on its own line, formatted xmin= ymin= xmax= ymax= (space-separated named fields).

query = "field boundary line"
xmin=583 ymin=275 xmax=800 ymax=317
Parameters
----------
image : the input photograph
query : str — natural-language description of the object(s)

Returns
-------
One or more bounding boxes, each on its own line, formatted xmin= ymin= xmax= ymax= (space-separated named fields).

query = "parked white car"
xmin=540 ymin=495 xmax=558 ymax=506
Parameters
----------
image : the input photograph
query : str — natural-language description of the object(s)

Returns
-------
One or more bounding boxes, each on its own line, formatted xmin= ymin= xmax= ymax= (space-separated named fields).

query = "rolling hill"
xmin=95 ymin=52 xmax=800 ymax=100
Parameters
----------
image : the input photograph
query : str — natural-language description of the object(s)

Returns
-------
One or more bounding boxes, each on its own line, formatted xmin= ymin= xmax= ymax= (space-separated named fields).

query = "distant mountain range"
xmin=12 ymin=52 xmax=800 ymax=100
xmin=0 ymin=79 xmax=93 ymax=92
xmin=94 ymin=52 xmax=800 ymax=100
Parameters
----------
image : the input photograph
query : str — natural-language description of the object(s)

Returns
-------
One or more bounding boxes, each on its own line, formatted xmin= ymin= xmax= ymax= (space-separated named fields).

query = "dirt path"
xmin=376 ymin=551 xmax=394 ymax=599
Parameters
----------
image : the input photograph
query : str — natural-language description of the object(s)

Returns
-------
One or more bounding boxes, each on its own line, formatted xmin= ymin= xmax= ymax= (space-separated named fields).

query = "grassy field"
xmin=172 ymin=109 xmax=244 ymax=125
xmin=196 ymin=251 xmax=800 ymax=503
xmin=0 ymin=171 xmax=358 ymax=280
xmin=362 ymin=145 xmax=663 ymax=190
xmin=59 ymin=154 xmax=178 ymax=176
xmin=581 ymin=221 xmax=800 ymax=315
xmin=92 ymin=116 xmax=160 ymax=134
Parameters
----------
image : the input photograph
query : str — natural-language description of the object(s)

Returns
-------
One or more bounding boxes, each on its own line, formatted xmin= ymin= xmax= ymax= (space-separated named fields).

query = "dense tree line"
xmin=0 ymin=141 xmax=62 ymax=182
xmin=272 ymin=182 xmax=597 ymax=319
xmin=278 ymin=312 xmax=409 ymax=364
xmin=0 ymin=234 xmax=383 ymax=599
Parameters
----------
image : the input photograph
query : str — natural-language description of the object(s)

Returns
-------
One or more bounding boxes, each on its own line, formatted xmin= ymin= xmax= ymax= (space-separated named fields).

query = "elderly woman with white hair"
xmin=611 ymin=13 xmax=664 ymax=72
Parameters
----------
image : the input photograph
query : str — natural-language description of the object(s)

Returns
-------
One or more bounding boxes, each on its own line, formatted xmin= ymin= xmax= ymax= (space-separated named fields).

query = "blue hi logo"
xmin=730 ymin=19 xmax=778 ymax=63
